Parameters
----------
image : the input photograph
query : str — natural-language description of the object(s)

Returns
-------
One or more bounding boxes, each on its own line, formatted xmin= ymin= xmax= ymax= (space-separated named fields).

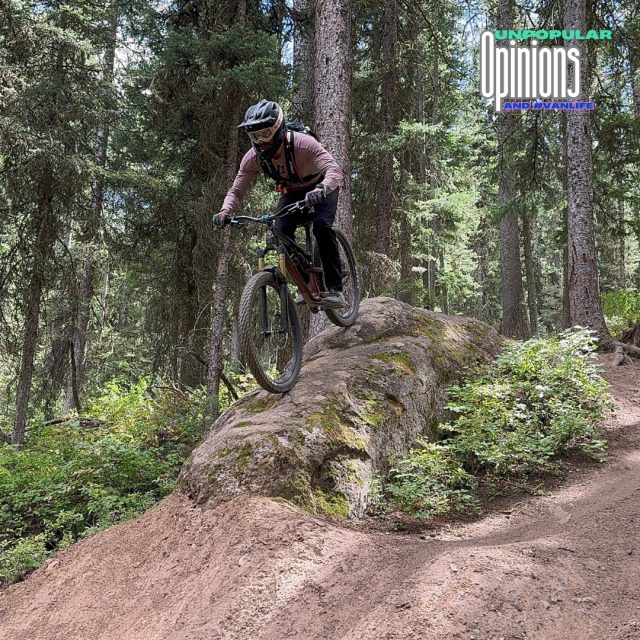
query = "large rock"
xmin=178 ymin=297 xmax=502 ymax=517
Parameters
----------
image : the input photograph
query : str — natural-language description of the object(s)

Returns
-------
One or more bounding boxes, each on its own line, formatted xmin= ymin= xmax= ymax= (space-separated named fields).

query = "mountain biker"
xmin=213 ymin=99 xmax=345 ymax=307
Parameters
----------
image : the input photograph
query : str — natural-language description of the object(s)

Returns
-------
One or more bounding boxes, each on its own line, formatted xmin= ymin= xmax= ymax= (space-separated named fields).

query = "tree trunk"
xmin=630 ymin=36 xmax=640 ymax=289
xmin=177 ymin=234 xmax=202 ymax=388
xmin=416 ymin=63 xmax=435 ymax=307
xmin=374 ymin=0 xmax=397 ymax=256
xmin=313 ymin=0 xmax=353 ymax=238
xmin=206 ymin=0 xmax=245 ymax=418
xmin=438 ymin=247 xmax=448 ymax=314
xmin=522 ymin=211 xmax=538 ymax=335
xmin=498 ymin=164 xmax=527 ymax=337
xmin=398 ymin=208 xmax=414 ymax=305
xmin=12 ymin=167 xmax=56 ymax=445
xmin=630 ymin=34 xmax=640 ymax=119
xmin=496 ymin=0 xmax=528 ymax=339
xmin=64 ymin=254 xmax=96 ymax=411
xmin=64 ymin=7 xmax=117 ymax=412
xmin=618 ymin=202 xmax=626 ymax=289
xmin=559 ymin=112 xmax=572 ymax=328
xmin=292 ymin=0 xmax=315 ymax=123
xmin=564 ymin=0 xmax=610 ymax=342
xmin=292 ymin=0 xmax=316 ymax=344
xmin=309 ymin=0 xmax=353 ymax=338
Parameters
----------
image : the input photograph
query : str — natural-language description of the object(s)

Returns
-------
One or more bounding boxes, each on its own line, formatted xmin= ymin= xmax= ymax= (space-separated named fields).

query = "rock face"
xmin=178 ymin=297 xmax=502 ymax=517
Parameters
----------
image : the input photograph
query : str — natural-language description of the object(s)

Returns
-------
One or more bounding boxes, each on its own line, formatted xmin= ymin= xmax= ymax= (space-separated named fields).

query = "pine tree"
xmin=563 ymin=0 xmax=610 ymax=342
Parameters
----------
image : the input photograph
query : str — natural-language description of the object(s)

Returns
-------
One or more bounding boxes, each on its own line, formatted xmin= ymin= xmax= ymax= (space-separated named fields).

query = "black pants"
xmin=275 ymin=187 xmax=342 ymax=292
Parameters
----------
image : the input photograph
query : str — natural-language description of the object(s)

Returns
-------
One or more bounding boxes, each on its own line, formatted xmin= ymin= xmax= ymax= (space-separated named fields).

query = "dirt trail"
xmin=1 ymin=355 xmax=639 ymax=640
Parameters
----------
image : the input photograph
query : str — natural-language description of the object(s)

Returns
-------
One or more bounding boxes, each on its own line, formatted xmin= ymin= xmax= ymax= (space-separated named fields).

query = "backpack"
xmin=257 ymin=122 xmax=321 ymax=191
xmin=285 ymin=121 xmax=318 ymax=140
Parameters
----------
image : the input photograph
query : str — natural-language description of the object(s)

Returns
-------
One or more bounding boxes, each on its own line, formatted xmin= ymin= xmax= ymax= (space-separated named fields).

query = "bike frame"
xmin=230 ymin=201 xmax=326 ymax=337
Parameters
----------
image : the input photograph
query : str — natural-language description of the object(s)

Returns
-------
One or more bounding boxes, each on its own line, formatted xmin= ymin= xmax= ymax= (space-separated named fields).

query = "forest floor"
xmin=1 ymin=354 xmax=640 ymax=640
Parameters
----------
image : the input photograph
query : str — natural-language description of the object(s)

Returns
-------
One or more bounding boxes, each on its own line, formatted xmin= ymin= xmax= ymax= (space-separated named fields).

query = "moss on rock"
xmin=244 ymin=395 xmax=280 ymax=414
xmin=371 ymin=351 xmax=417 ymax=375
xmin=312 ymin=489 xmax=350 ymax=519
xmin=235 ymin=443 xmax=253 ymax=472
xmin=306 ymin=405 xmax=368 ymax=452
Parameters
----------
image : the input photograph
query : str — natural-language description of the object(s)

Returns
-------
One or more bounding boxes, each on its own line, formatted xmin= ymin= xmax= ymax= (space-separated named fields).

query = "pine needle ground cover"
xmin=383 ymin=328 xmax=613 ymax=519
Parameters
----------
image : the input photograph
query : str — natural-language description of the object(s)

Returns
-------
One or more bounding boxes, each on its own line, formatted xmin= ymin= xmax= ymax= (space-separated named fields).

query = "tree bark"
xmin=563 ymin=0 xmax=610 ymax=343
xmin=559 ymin=112 xmax=572 ymax=328
xmin=522 ymin=211 xmax=538 ymax=335
xmin=313 ymin=0 xmax=353 ymax=238
xmin=630 ymin=32 xmax=640 ymax=289
xmin=12 ymin=166 xmax=56 ymax=445
xmin=374 ymin=0 xmax=397 ymax=256
xmin=618 ymin=202 xmax=626 ymax=289
xmin=438 ymin=247 xmax=448 ymax=314
xmin=292 ymin=0 xmax=315 ymax=123
xmin=309 ymin=0 xmax=353 ymax=338
xmin=206 ymin=0 xmax=245 ymax=418
xmin=497 ymin=0 xmax=528 ymax=339
xmin=416 ymin=63 xmax=436 ymax=307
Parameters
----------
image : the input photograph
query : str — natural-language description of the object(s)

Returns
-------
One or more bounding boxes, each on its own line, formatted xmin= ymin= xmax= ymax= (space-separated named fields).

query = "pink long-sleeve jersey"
xmin=221 ymin=132 xmax=344 ymax=214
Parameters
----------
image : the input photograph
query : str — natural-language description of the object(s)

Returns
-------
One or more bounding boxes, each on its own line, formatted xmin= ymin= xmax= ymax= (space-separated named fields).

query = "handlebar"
xmin=227 ymin=199 xmax=310 ymax=227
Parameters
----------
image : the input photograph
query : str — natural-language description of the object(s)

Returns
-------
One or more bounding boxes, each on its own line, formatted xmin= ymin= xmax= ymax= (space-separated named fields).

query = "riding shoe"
xmin=322 ymin=290 xmax=346 ymax=307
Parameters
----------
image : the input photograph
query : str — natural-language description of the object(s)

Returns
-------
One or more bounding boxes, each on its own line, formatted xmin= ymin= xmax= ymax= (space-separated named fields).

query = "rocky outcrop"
xmin=178 ymin=297 xmax=502 ymax=517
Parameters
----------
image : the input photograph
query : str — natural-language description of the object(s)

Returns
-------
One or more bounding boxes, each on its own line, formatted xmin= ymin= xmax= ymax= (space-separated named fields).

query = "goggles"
xmin=245 ymin=109 xmax=284 ymax=144
xmin=247 ymin=125 xmax=280 ymax=144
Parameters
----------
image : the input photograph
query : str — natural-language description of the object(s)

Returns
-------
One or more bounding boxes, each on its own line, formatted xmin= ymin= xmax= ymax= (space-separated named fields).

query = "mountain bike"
xmin=228 ymin=200 xmax=360 ymax=394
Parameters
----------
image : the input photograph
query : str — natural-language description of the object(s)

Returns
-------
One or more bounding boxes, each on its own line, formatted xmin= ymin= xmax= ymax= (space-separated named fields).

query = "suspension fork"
xmin=278 ymin=251 xmax=289 ymax=333
xmin=257 ymin=258 xmax=290 ymax=336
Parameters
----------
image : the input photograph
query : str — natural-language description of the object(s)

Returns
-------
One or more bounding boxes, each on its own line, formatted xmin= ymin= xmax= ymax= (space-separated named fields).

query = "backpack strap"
xmin=258 ymin=151 xmax=282 ymax=183
xmin=257 ymin=130 xmax=302 ymax=191
xmin=283 ymin=130 xmax=301 ymax=183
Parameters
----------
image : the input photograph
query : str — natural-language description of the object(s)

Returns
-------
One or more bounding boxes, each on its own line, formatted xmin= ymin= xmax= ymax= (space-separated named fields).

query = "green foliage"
xmin=0 ymin=534 xmax=48 ymax=585
xmin=602 ymin=291 xmax=640 ymax=338
xmin=0 ymin=380 xmax=207 ymax=585
xmin=386 ymin=442 xmax=478 ymax=518
xmin=384 ymin=329 xmax=612 ymax=519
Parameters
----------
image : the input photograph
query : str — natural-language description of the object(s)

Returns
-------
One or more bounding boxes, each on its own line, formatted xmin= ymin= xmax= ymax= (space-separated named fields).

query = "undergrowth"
xmin=0 ymin=381 xmax=207 ymax=585
xmin=602 ymin=290 xmax=640 ymax=338
xmin=381 ymin=328 xmax=613 ymax=519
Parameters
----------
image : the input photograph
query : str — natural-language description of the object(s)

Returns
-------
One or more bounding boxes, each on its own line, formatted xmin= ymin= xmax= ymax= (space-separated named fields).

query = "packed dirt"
xmin=1 ymin=354 xmax=639 ymax=640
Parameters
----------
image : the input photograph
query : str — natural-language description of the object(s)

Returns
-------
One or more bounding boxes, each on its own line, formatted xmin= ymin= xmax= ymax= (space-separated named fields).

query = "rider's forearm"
xmin=311 ymin=145 xmax=343 ymax=193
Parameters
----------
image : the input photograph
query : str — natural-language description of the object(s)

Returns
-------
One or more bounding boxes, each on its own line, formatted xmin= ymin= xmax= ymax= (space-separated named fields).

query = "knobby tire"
xmin=238 ymin=270 xmax=303 ymax=394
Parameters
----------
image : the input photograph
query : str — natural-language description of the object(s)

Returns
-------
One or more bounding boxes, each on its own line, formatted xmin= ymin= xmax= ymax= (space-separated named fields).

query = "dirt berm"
xmin=5 ymin=299 xmax=640 ymax=639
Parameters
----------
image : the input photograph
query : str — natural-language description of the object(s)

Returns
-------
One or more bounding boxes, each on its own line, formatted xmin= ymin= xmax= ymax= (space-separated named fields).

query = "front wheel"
xmin=238 ymin=270 xmax=303 ymax=394
xmin=325 ymin=228 xmax=360 ymax=327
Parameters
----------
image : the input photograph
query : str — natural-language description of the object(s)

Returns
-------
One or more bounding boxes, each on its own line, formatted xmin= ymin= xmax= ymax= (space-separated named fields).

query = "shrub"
xmin=0 ymin=380 xmax=207 ymax=585
xmin=386 ymin=442 xmax=478 ymax=518
xmin=602 ymin=290 xmax=640 ymax=338
xmin=384 ymin=328 xmax=612 ymax=518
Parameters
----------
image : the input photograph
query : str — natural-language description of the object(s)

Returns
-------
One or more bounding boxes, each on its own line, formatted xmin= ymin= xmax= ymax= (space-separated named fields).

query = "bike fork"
xmin=278 ymin=280 xmax=289 ymax=332
xmin=258 ymin=275 xmax=290 ymax=336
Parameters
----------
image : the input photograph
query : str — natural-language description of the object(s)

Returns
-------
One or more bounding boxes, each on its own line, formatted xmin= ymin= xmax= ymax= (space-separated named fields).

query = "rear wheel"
xmin=325 ymin=229 xmax=360 ymax=327
xmin=238 ymin=270 xmax=302 ymax=394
